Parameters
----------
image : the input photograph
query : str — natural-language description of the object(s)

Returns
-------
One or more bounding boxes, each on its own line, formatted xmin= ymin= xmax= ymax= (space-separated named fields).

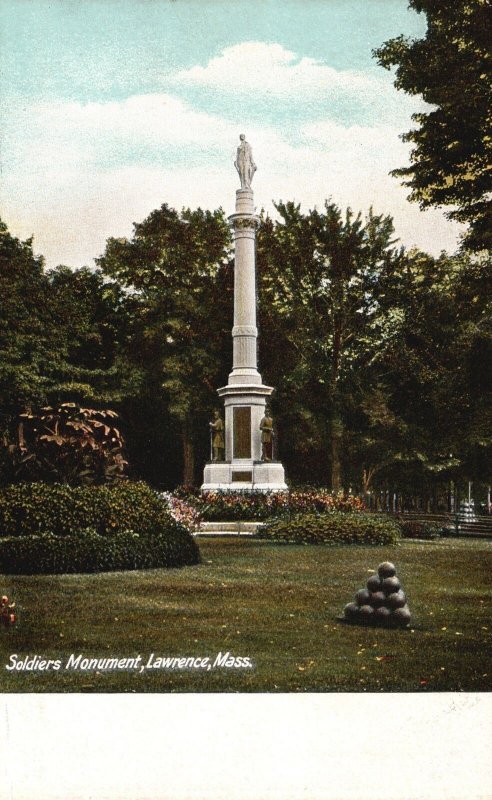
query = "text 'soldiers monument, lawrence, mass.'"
xmin=201 ymin=136 xmax=287 ymax=491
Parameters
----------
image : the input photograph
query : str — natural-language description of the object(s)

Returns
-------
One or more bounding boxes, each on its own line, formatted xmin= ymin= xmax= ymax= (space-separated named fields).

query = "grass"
xmin=1 ymin=537 xmax=491 ymax=692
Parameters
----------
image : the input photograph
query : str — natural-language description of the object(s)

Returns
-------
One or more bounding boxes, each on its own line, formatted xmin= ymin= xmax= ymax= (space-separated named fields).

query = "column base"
xmin=201 ymin=461 xmax=287 ymax=492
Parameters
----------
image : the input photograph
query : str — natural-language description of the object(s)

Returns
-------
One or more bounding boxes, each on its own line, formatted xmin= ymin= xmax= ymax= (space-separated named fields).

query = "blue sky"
xmin=1 ymin=0 xmax=462 ymax=268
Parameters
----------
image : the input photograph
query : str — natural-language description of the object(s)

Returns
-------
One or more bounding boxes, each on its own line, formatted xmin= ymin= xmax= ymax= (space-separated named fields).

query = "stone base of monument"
xmin=201 ymin=460 xmax=287 ymax=492
xmin=197 ymin=521 xmax=265 ymax=537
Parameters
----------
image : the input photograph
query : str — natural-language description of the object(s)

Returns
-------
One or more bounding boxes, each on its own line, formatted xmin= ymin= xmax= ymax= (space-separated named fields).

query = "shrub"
xmin=3 ymin=403 xmax=127 ymax=486
xmin=0 ymin=481 xmax=201 ymax=574
xmin=258 ymin=511 xmax=400 ymax=546
xmin=0 ymin=481 xmax=177 ymax=538
xmin=0 ymin=528 xmax=200 ymax=575
xmin=0 ymin=483 xmax=98 ymax=537
xmin=288 ymin=489 xmax=364 ymax=515
xmin=399 ymin=520 xmax=442 ymax=540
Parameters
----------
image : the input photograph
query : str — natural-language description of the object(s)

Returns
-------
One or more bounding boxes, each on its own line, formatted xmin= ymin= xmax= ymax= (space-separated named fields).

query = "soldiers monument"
xmin=201 ymin=135 xmax=287 ymax=491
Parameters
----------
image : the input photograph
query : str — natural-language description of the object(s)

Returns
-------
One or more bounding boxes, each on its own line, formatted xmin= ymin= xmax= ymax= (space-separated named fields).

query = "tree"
xmin=364 ymin=247 xmax=492 ymax=499
xmin=97 ymin=204 xmax=232 ymax=486
xmin=257 ymin=201 xmax=403 ymax=492
xmin=259 ymin=202 xmax=491 ymax=497
xmin=374 ymin=0 xmax=492 ymax=252
xmin=0 ymin=219 xmax=130 ymax=484
xmin=0 ymin=220 xmax=54 ymax=422
xmin=46 ymin=265 xmax=129 ymax=405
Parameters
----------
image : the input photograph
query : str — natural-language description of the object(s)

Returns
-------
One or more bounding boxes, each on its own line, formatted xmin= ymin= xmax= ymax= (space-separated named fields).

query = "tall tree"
xmin=360 ymin=248 xmax=492 ymax=498
xmin=257 ymin=201 xmax=402 ymax=492
xmin=46 ymin=265 xmax=128 ymax=404
xmin=0 ymin=220 xmax=59 ymax=424
xmin=97 ymin=204 xmax=232 ymax=486
xmin=0 ymin=221 xmax=128 ymax=483
xmin=374 ymin=0 xmax=492 ymax=252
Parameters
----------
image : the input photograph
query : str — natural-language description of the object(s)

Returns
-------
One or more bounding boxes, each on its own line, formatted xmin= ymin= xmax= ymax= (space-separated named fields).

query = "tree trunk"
xmin=182 ymin=418 xmax=195 ymax=487
xmin=330 ymin=412 xmax=343 ymax=494
xmin=362 ymin=467 xmax=375 ymax=493
xmin=330 ymin=318 xmax=343 ymax=494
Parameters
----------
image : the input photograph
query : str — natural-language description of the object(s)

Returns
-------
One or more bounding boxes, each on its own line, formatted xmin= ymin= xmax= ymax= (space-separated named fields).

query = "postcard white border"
xmin=2 ymin=692 xmax=492 ymax=799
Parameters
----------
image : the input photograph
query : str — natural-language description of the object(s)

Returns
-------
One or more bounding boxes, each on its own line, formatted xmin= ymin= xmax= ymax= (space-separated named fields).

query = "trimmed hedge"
xmin=258 ymin=511 xmax=400 ymax=546
xmin=0 ymin=529 xmax=200 ymax=575
xmin=399 ymin=520 xmax=442 ymax=540
xmin=0 ymin=481 xmax=177 ymax=538
xmin=0 ymin=482 xmax=200 ymax=574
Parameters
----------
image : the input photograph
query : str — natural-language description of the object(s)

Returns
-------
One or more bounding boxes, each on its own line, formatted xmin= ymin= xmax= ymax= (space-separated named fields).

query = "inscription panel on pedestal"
xmin=232 ymin=471 xmax=253 ymax=482
xmin=233 ymin=407 xmax=251 ymax=459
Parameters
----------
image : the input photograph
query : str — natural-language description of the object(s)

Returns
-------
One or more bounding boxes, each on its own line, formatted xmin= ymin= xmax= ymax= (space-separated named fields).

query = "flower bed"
xmin=160 ymin=492 xmax=202 ymax=533
xmin=177 ymin=488 xmax=364 ymax=522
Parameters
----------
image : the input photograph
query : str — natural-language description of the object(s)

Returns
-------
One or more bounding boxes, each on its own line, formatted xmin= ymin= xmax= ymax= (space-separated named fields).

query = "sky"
xmin=0 ymin=0 xmax=464 ymax=269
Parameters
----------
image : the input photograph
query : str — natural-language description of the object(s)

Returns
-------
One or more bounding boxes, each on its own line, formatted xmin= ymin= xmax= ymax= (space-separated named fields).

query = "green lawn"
xmin=1 ymin=537 xmax=491 ymax=692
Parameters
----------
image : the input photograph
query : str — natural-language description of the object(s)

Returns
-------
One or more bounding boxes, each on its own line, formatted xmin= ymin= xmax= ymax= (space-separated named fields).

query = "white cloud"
xmin=1 ymin=55 xmax=460 ymax=270
xmin=19 ymin=93 xmax=237 ymax=159
xmin=2 ymin=121 xmax=462 ymax=271
xmin=174 ymin=42 xmax=380 ymax=98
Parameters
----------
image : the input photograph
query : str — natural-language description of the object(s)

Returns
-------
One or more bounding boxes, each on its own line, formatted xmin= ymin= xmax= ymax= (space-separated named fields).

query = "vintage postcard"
xmin=1 ymin=0 xmax=491 ymax=798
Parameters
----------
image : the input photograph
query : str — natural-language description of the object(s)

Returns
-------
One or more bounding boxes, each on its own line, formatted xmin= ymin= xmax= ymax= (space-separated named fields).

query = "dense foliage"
xmin=257 ymin=201 xmax=403 ymax=492
xmin=258 ymin=205 xmax=491 ymax=496
xmin=258 ymin=512 xmax=400 ymax=546
xmin=2 ymin=403 xmax=127 ymax=486
xmin=1 ymin=204 xmax=490 ymax=502
xmin=96 ymin=205 xmax=232 ymax=486
xmin=374 ymin=0 xmax=492 ymax=252
xmin=0 ymin=221 xmax=127 ymax=418
xmin=0 ymin=481 xmax=200 ymax=574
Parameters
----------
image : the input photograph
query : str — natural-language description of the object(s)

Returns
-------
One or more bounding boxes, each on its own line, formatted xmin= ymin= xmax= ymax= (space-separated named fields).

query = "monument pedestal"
xmin=201 ymin=137 xmax=287 ymax=493
xmin=202 ymin=462 xmax=287 ymax=492
xmin=202 ymin=380 xmax=287 ymax=491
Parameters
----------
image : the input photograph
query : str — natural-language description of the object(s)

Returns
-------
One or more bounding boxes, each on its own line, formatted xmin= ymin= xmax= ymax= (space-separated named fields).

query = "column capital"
xmin=228 ymin=213 xmax=260 ymax=230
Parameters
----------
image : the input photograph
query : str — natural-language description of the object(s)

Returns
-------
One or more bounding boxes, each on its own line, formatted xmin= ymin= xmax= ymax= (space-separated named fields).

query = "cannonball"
xmin=378 ymin=561 xmax=397 ymax=579
xmin=344 ymin=602 xmax=359 ymax=621
xmin=382 ymin=575 xmax=401 ymax=595
xmin=355 ymin=588 xmax=371 ymax=606
xmin=374 ymin=606 xmax=391 ymax=623
xmin=369 ymin=591 xmax=386 ymax=608
xmin=392 ymin=605 xmax=411 ymax=626
xmin=367 ymin=574 xmax=382 ymax=592
xmin=358 ymin=604 xmax=374 ymax=623
xmin=386 ymin=590 xmax=406 ymax=609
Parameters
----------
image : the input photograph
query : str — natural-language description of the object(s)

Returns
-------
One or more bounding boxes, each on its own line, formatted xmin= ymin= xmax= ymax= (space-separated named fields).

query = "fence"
xmin=383 ymin=510 xmax=492 ymax=538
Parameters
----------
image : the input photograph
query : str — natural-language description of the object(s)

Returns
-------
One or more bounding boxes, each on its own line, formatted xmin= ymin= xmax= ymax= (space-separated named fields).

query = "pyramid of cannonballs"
xmin=343 ymin=562 xmax=411 ymax=627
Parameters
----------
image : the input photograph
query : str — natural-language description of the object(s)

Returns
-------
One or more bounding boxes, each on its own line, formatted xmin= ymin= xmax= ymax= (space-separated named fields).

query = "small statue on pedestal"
xmin=260 ymin=406 xmax=274 ymax=462
xmin=209 ymin=410 xmax=225 ymax=462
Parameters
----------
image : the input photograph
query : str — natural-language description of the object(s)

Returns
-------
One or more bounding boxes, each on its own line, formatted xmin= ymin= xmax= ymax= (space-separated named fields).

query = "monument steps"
xmin=196 ymin=521 xmax=265 ymax=537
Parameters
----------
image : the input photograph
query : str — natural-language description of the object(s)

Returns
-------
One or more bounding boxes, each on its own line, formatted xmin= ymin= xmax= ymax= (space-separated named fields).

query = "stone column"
xmin=229 ymin=189 xmax=261 ymax=386
xmin=201 ymin=135 xmax=287 ymax=492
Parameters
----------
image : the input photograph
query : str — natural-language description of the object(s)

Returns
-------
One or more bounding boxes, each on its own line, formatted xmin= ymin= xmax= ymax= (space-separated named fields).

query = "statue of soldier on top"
xmin=234 ymin=134 xmax=257 ymax=190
